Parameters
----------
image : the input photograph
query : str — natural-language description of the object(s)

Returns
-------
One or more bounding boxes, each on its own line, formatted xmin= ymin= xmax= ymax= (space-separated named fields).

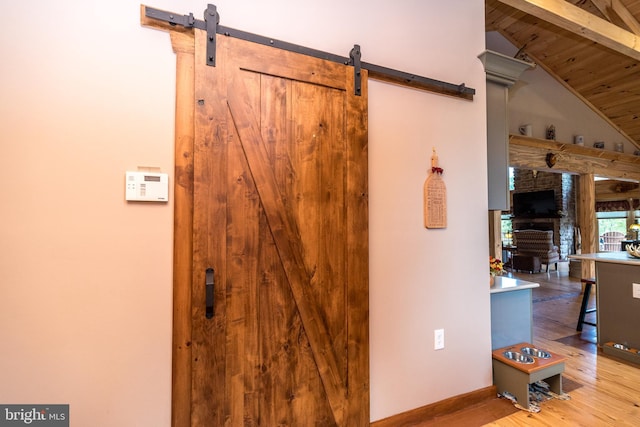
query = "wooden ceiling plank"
xmin=567 ymin=63 xmax=640 ymax=91
xmin=590 ymin=82 xmax=640 ymax=99
xmin=502 ymin=22 xmax=605 ymax=69
xmin=597 ymin=95 xmax=640 ymax=111
xmin=582 ymin=74 xmax=640 ymax=97
xmin=558 ymin=49 xmax=640 ymax=89
xmin=604 ymin=103 xmax=640 ymax=116
xmin=604 ymin=111 xmax=640 ymax=122
xmin=503 ymin=34 xmax=589 ymax=72
xmin=576 ymin=82 xmax=640 ymax=100
xmin=547 ymin=49 xmax=625 ymax=76
xmin=487 ymin=0 xmax=520 ymax=30
xmin=609 ymin=113 xmax=640 ymax=124
xmin=561 ymin=59 xmax=630 ymax=82
xmin=496 ymin=0 xmax=640 ymax=61
xmin=487 ymin=0 xmax=530 ymax=30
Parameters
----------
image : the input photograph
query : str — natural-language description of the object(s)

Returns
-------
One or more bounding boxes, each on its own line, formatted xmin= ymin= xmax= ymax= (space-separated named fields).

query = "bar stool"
xmin=576 ymin=278 xmax=596 ymax=331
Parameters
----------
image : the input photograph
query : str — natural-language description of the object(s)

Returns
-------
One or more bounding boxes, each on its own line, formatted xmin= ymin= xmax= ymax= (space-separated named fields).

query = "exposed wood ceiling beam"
xmin=591 ymin=0 xmax=640 ymax=35
xmin=508 ymin=135 xmax=640 ymax=181
xmin=595 ymin=179 xmax=640 ymax=201
xmin=496 ymin=0 xmax=640 ymax=61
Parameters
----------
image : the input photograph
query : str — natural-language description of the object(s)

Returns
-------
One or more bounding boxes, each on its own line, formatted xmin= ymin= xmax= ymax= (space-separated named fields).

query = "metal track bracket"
xmin=144 ymin=7 xmax=197 ymax=29
xmin=350 ymin=45 xmax=362 ymax=96
xmin=143 ymin=4 xmax=475 ymax=100
xmin=204 ymin=4 xmax=218 ymax=66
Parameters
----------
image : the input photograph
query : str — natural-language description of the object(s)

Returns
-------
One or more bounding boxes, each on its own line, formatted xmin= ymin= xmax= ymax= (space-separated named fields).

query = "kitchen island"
xmin=490 ymin=276 xmax=539 ymax=350
xmin=570 ymin=251 xmax=640 ymax=364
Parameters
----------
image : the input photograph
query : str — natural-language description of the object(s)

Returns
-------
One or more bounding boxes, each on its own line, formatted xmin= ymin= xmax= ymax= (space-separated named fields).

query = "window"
xmin=597 ymin=211 xmax=628 ymax=251
xmin=501 ymin=167 xmax=515 ymax=246
xmin=501 ymin=214 xmax=513 ymax=245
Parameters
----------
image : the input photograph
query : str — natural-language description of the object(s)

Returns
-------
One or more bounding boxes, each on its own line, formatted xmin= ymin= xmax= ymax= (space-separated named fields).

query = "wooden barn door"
xmin=186 ymin=32 xmax=369 ymax=426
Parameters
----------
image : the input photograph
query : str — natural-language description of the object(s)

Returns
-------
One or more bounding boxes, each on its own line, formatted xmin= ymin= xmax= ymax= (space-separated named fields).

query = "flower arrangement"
xmin=490 ymin=256 xmax=505 ymax=276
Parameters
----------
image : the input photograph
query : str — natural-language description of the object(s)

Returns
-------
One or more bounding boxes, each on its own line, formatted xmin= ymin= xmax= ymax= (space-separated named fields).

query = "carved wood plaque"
xmin=424 ymin=174 xmax=447 ymax=228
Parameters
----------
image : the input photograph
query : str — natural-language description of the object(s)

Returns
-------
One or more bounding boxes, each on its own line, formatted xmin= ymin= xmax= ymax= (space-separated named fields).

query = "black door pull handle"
xmin=205 ymin=267 xmax=214 ymax=319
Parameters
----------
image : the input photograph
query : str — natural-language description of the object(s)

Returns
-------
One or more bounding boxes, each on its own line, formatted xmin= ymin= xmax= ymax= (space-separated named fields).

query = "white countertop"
xmin=490 ymin=275 xmax=540 ymax=294
xmin=569 ymin=251 xmax=640 ymax=266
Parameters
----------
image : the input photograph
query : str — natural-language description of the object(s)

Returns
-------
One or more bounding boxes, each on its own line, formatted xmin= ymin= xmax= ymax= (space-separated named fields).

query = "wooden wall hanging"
xmin=424 ymin=148 xmax=447 ymax=228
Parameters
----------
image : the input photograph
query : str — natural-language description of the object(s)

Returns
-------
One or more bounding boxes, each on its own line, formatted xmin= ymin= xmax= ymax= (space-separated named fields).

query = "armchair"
xmin=513 ymin=229 xmax=560 ymax=272
xmin=600 ymin=231 xmax=625 ymax=252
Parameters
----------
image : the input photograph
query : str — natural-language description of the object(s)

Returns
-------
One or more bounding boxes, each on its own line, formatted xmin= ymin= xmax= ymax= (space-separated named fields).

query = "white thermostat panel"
xmin=125 ymin=171 xmax=169 ymax=202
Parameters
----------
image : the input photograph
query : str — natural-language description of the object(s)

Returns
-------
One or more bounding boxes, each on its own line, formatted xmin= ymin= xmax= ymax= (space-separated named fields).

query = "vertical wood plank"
xmin=230 ymin=70 xmax=261 ymax=427
xmin=225 ymin=120 xmax=258 ymax=427
xmin=579 ymin=173 xmax=597 ymax=279
xmin=169 ymin=30 xmax=195 ymax=427
xmin=191 ymin=30 xmax=229 ymax=427
xmin=489 ymin=210 xmax=503 ymax=259
xmin=345 ymin=67 xmax=370 ymax=427
xmin=258 ymin=75 xmax=292 ymax=426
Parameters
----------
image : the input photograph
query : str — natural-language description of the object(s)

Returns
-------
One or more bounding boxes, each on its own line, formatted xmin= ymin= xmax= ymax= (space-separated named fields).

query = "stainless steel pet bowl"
xmin=521 ymin=346 xmax=551 ymax=359
xmin=502 ymin=351 xmax=534 ymax=364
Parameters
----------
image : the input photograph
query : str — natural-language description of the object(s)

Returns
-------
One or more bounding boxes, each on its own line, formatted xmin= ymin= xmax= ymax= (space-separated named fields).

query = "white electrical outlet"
xmin=633 ymin=283 xmax=640 ymax=299
xmin=434 ymin=329 xmax=445 ymax=350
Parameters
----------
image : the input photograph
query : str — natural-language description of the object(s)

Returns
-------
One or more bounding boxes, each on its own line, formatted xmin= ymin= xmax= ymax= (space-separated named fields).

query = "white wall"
xmin=487 ymin=31 xmax=635 ymax=155
xmin=0 ymin=1 xmax=489 ymax=425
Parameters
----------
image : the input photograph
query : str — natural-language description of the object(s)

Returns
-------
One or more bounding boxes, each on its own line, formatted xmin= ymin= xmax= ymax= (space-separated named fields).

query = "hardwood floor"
xmin=420 ymin=262 xmax=640 ymax=426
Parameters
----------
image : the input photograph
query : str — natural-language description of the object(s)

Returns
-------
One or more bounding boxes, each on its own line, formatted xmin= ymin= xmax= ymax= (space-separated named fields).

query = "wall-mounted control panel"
xmin=125 ymin=171 xmax=169 ymax=202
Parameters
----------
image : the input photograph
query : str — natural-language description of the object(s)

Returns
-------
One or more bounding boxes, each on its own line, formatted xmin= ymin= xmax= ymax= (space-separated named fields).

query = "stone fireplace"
xmin=511 ymin=169 xmax=577 ymax=259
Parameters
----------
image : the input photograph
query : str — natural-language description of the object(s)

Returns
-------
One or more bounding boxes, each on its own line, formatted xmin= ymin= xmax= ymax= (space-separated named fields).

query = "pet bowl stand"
xmin=492 ymin=342 xmax=566 ymax=410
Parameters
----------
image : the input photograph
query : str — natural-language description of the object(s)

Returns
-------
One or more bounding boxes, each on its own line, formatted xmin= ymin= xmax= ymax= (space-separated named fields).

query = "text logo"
xmin=0 ymin=405 xmax=68 ymax=426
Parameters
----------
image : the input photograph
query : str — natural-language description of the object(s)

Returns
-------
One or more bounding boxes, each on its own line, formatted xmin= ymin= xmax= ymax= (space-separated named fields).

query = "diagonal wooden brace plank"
xmin=226 ymin=77 xmax=347 ymax=427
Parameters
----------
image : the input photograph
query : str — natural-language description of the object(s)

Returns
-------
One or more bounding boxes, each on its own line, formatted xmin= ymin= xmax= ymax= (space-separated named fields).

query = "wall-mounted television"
xmin=512 ymin=190 xmax=558 ymax=218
